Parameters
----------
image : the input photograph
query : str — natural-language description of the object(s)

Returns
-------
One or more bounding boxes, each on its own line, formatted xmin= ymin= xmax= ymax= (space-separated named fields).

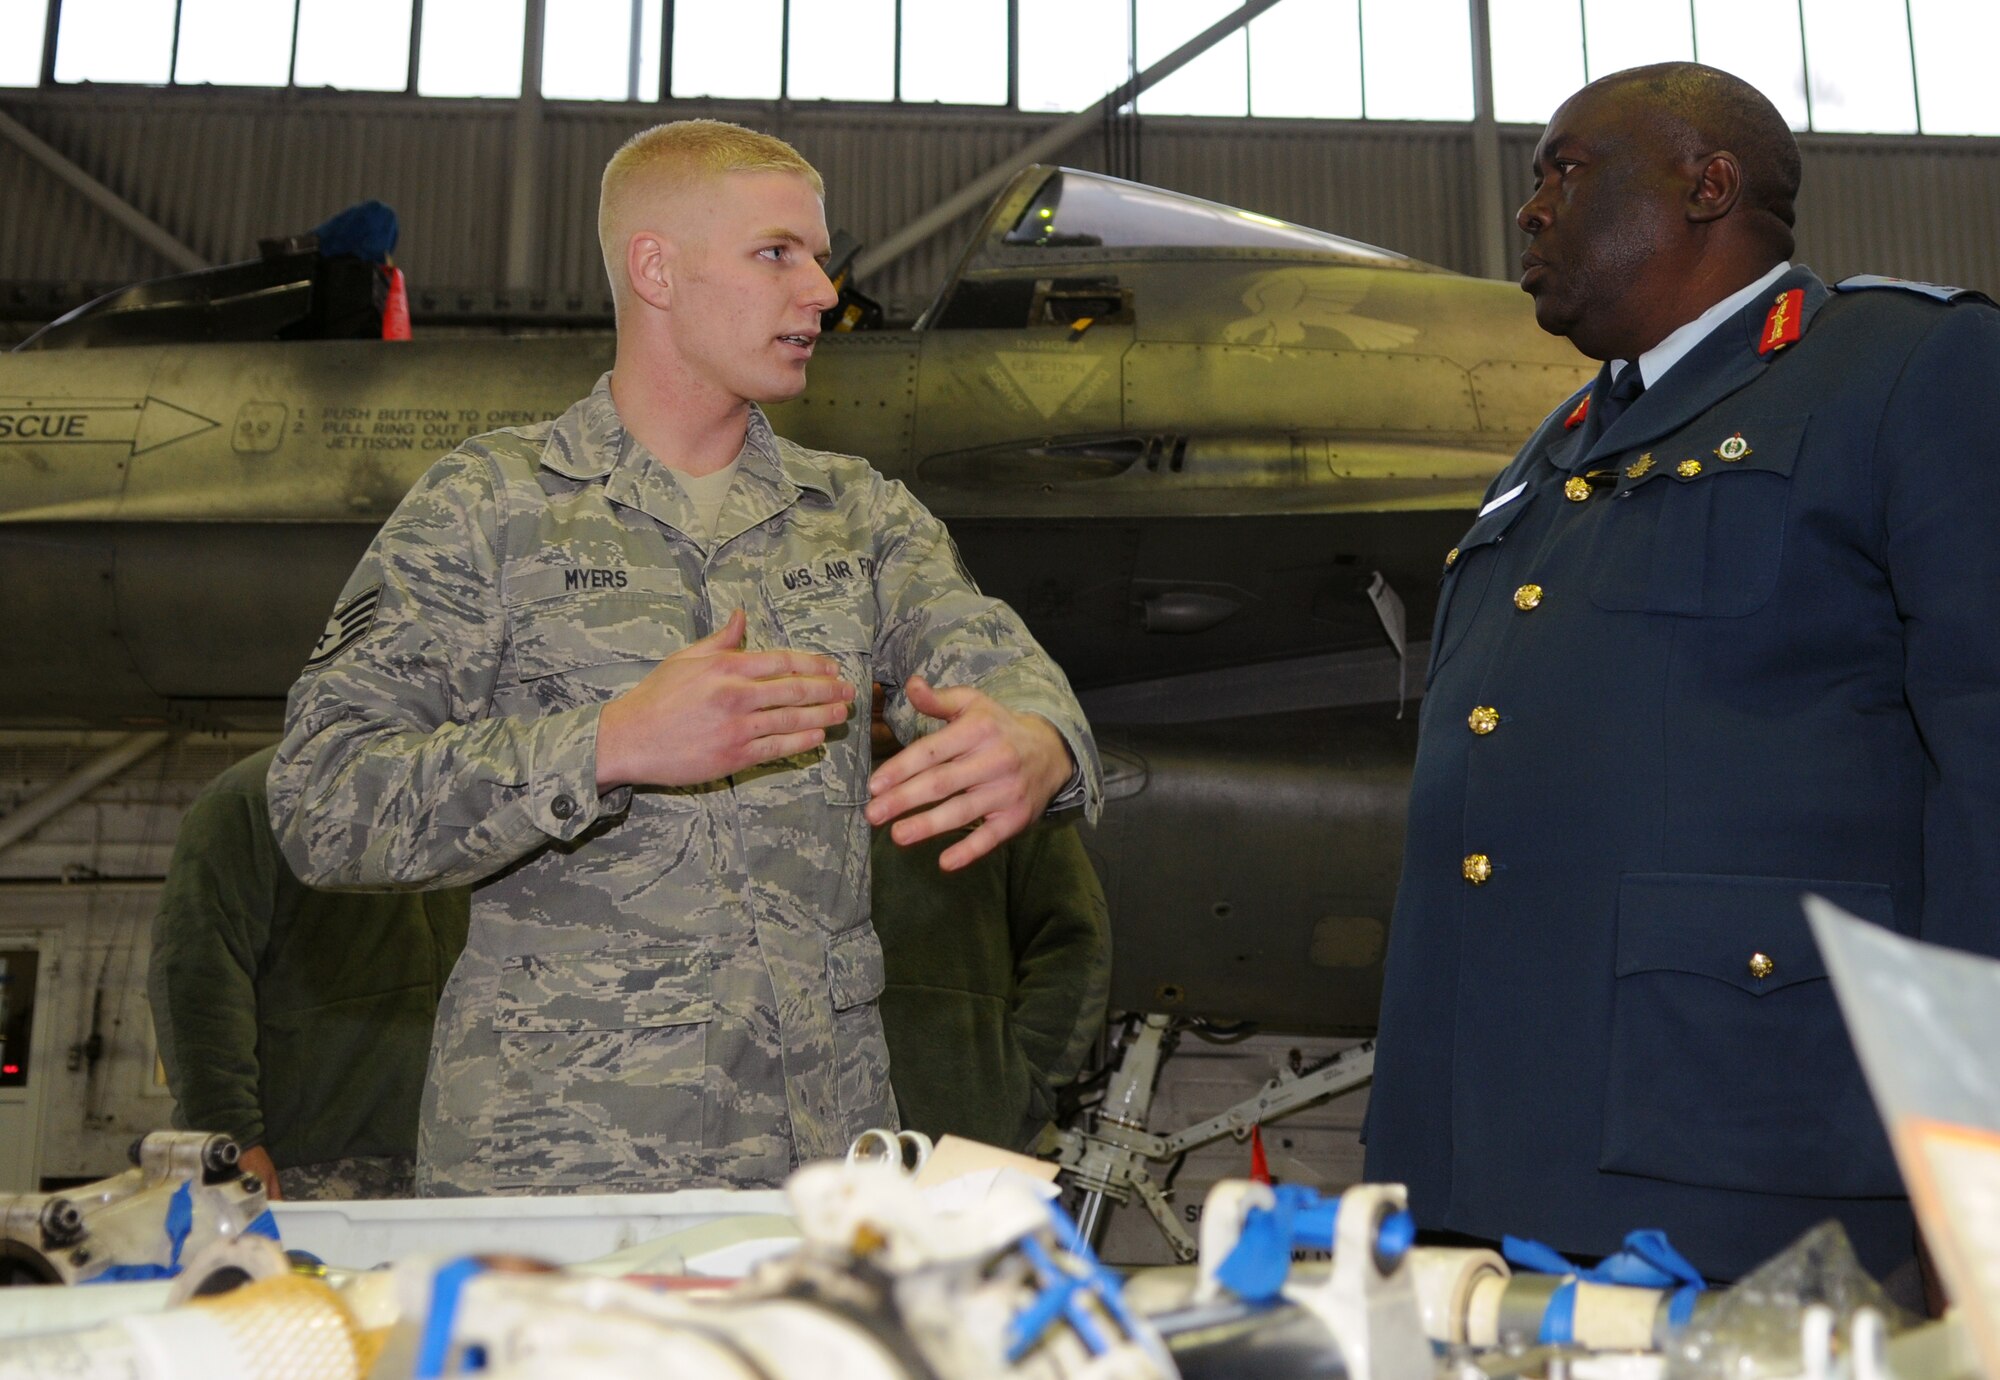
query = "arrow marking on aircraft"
xmin=991 ymin=353 xmax=1106 ymax=420
xmin=0 ymin=397 xmax=220 ymax=453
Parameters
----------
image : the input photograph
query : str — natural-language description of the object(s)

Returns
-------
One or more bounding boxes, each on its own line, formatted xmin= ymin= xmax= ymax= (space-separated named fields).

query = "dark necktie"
xmin=1592 ymin=366 xmax=1647 ymax=439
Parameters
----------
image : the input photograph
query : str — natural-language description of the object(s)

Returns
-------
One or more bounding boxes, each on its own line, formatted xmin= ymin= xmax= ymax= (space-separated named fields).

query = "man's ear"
xmin=1687 ymin=150 xmax=1742 ymax=225
xmin=626 ymin=230 xmax=674 ymax=311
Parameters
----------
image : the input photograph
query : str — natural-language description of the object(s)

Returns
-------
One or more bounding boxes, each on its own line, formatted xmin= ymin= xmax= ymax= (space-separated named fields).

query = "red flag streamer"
xmin=1249 ymin=1124 xmax=1271 ymax=1184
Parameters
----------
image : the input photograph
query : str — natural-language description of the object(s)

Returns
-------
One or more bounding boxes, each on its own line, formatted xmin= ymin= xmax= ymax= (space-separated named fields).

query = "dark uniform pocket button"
xmin=552 ymin=795 xmax=576 ymax=820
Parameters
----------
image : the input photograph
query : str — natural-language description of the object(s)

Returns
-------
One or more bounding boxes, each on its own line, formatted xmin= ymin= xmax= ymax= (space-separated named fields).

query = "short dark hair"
xmin=1599 ymin=62 xmax=1802 ymax=253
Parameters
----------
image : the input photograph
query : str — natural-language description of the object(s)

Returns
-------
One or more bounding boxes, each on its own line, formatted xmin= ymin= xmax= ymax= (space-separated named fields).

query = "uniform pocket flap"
xmin=827 ymin=925 xmax=887 ymax=1010
xmin=507 ymin=592 xmax=688 ymax=679
xmin=1614 ymin=873 xmax=1892 ymax=995
xmin=770 ymin=580 xmax=874 ymax=654
xmin=494 ymin=947 xmax=714 ymax=1031
xmin=1442 ymin=486 xmax=1536 ymax=574
xmin=1618 ymin=416 xmax=1805 ymax=491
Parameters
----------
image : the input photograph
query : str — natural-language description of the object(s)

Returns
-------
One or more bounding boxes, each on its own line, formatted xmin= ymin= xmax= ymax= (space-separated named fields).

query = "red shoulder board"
xmin=1758 ymin=288 xmax=1804 ymax=356
xmin=1564 ymin=394 xmax=1590 ymax=429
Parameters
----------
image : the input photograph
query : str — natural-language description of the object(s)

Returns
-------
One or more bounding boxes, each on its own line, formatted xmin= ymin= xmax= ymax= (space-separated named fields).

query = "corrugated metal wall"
xmin=4 ymin=89 xmax=1998 ymax=319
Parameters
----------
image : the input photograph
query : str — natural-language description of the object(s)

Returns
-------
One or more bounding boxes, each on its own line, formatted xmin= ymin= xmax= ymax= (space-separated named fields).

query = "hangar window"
xmin=0 ymin=0 xmax=47 ymax=86
xmin=1135 ymin=0 xmax=1249 ymax=117
xmin=1688 ymin=0 xmax=1810 ymax=129
xmin=172 ymin=0 xmax=294 ymax=87
xmin=51 ymin=0 xmax=176 ymax=84
xmin=415 ymin=0 xmax=525 ymax=98
xmin=1359 ymin=0 xmax=1474 ymax=121
xmin=901 ymin=0 xmax=1008 ymax=105
xmin=789 ymin=0 xmax=896 ymax=102
xmin=293 ymin=0 xmax=413 ymax=91
xmin=1910 ymin=0 xmax=2000 ymax=134
xmin=11 ymin=0 xmax=1997 ymax=138
xmin=671 ymin=0 xmax=783 ymax=100
xmin=542 ymin=0 xmax=663 ymax=102
xmin=1018 ymin=0 xmax=1128 ymax=113
xmin=1247 ymin=0 xmax=1362 ymax=119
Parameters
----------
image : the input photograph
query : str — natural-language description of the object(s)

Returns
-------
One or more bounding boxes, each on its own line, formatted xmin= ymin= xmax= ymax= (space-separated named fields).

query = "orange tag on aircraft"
xmin=1564 ymin=394 xmax=1590 ymax=429
xmin=1758 ymin=289 xmax=1803 ymax=355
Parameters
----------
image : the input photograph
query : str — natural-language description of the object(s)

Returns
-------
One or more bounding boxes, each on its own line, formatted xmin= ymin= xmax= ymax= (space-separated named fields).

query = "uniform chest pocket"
xmin=1428 ymin=486 xmax=1536 ymax=685
xmin=1587 ymin=419 xmax=1803 ymax=618
xmin=769 ymin=581 xmax=875 ymax=805
xmin=504 ymin=568 xmax=695 ymax=707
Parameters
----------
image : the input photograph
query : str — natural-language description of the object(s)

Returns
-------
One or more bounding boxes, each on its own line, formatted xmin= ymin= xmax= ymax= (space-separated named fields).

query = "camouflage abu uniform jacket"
xmin=269 ymin=375 xmax=1102 ymax=1196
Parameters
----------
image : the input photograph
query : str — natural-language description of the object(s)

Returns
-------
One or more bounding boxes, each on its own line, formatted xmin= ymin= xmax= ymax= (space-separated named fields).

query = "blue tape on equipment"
xmin=415 ymin=1257 xmax=491 ymax=1378
xmin=1539 ymin=1279 xmax=1578 ymax=1345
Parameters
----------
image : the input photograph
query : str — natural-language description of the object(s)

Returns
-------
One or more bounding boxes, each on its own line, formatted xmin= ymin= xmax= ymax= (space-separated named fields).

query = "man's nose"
xmin=804 ymin=262 xmax=839 ymax=311
xmin=1517 ymin=189 xmax=1550 ymax=236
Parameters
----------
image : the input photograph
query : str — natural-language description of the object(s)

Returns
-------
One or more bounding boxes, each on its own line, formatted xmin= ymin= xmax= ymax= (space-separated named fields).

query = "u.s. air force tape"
xmin=304 ymin=585 xmax=381 ymax=670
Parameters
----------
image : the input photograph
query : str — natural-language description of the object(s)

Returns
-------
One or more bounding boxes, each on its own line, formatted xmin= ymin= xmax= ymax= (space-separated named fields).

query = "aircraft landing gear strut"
xmin=1051 ymin=1013 xmax=1376 ymax=1262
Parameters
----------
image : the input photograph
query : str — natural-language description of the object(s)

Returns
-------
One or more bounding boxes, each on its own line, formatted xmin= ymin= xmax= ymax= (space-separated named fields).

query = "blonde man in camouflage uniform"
xmin=270 ymin=120 xmax=1101 ymax=1197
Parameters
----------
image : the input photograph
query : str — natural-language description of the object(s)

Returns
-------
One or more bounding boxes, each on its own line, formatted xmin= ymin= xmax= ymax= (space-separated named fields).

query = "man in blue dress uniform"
xmin=1363 ymin=62 xmax=2000 ymax=1281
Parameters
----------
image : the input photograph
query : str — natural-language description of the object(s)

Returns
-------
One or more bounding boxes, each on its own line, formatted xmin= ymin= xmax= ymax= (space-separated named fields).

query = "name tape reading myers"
xmin=0 ymin=399 xmax=563 ymax=456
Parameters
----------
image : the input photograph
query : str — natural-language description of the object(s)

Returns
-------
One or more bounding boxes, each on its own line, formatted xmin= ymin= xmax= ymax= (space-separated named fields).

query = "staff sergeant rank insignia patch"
xmin=304 ymin=585 xmax=380 ymax=671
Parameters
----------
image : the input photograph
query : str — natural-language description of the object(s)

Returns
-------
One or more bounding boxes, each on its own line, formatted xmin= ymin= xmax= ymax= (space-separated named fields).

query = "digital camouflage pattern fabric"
xmin=280 ymin=1153 xmax=416 ymax=1201
xmin=270 ymin=375 xmax=1101 ymax=1196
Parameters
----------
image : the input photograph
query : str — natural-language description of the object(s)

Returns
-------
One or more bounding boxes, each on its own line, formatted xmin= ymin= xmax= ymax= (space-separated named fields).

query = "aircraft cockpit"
xmin=921 ymin=165 xmax=1433 ymax=333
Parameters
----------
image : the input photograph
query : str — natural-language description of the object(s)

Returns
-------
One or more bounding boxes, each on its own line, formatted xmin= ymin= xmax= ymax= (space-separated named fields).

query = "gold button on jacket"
xmin=1468 ymin=705 xmax=1500 ymax=735
xmin=1564 ymin=476 xmax=1590 ymax=502
xmin=1513 ymin=583 xmax=1544 ymax=611
xmin=1748 ymin=952 xmax=1775 ymax=979
xmin=1462 ymin=853 xmax=1493 ymax=885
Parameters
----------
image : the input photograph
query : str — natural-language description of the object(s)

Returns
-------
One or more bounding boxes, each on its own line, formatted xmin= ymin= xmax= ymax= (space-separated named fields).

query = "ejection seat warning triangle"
xmin=0 ymin=397 xmax=219 ymax=454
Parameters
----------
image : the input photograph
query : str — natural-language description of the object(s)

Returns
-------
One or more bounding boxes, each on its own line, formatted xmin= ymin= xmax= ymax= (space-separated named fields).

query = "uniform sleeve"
xmin=270 ymin=449 xmax=631 ymax=889
xmin=1879 ymin=303 xmax=2000 ymax=959
xmin=1003 ymin=822 xmax=1113 ymax=1095
xmin=865 ymin=477 xmax=1104 ymax=820
xmin=147 ymin=787 xmax=277 ymax=1150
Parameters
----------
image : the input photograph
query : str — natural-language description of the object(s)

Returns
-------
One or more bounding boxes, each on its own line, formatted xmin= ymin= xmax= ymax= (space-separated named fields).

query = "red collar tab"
xmin=1564 ymin=394 xmax=1591 ymax=430
xmin=1758 ymin=288 xmax=1804 ymax=356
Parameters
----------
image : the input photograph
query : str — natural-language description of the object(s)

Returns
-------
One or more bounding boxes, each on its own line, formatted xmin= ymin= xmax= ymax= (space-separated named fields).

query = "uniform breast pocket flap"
xmin=1600 ymin=872 xmax=1901 ymax=1198
xmin=505 ymin=567 xmax=692 ymax=686
xmin=769 ymin=582 xmax=874 ymax=805
xmin=1428 ymin=487 xmax=1536 ymax=683
xmin=1590 ymin=418 xmax=1804 ymax=618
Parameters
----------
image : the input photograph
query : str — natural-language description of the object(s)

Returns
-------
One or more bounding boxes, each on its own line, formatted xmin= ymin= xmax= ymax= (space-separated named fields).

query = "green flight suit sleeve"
xmin=1004 ymin=822 xmax=1112 ymax=1134
xmin=147 ymin=784 xmax=277 ymax=1152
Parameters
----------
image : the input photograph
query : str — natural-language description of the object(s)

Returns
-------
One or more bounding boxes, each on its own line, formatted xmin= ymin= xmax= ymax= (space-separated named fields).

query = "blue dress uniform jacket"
xmin=1363 ymin=266 xmax=2000 ymax=1281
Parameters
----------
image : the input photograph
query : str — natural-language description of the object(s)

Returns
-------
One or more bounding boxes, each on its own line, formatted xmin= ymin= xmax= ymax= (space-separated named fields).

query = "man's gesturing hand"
xmin=596 ymin=609 xmax=855 ymax=790
xmin=865 ymin=674 xmax=1074 ymax=872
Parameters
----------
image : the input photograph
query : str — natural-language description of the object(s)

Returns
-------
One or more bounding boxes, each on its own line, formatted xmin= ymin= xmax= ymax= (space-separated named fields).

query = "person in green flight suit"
xmin=148 ymin=745 xmax=468 ymax=1200
xmin=869 ymin=687 xmax=1112 ymax=1151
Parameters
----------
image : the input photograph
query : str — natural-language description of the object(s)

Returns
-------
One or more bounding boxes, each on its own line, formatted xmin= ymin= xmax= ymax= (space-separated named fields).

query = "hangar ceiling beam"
xmin=0 ymin=732 xmax=172 ymax=859
xmin=1468 ymin=0 xmax=1512 ymax=281
xmin=505 ymin=0 xmax=548 ymax=291
xmin=852 ymin=0 xmax=1287 ymax=282
xmin=0 ymin=109 xmax=207 ymax=275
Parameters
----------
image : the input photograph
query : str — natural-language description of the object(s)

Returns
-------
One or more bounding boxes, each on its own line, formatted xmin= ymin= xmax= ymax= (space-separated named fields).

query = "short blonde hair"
xmin=598 ymin=119 xmax=823 ymax=296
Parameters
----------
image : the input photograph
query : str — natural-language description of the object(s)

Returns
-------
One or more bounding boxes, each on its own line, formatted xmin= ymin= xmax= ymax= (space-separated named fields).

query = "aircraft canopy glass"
xmin=1002 ymin=170 xmax=1406 ymax=262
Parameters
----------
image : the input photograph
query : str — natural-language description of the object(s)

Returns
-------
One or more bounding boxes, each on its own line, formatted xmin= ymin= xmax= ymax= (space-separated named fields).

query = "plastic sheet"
xmin=1661 ymin=1222 xmax=1914 ymax=1380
